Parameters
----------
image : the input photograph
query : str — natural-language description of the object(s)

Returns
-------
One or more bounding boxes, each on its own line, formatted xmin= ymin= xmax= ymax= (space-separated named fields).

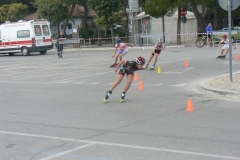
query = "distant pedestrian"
xmin=57 ymin=31 xmax=66 ymax=58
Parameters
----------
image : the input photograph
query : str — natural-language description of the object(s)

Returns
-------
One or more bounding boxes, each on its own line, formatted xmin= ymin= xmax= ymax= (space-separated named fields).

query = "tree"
xmin=32 ymin=0 xmax=69 ymax=35
xmin=0 ymin=0 xmax=18 ymax=6
xmin=88 ymin=0 xmax=124 ymax=45
xmin=0 ymin=3 xmax=28 ymax=22
xmin=145 ymin=0 xmax=187 ymax=45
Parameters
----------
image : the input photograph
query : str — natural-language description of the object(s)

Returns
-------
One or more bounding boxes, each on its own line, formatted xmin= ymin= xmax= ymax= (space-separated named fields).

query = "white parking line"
xmin=39 ymin=143 xmax=95 ymax=160
xmin=0 ymin=130 xmax=239 ymax=160
xmin=48 ymin=71 xmax=113 ymax=83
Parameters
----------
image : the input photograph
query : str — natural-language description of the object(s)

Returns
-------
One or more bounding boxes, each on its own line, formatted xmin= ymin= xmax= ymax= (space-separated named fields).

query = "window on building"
xmin=68 ymin=23 xmax=72 ymax=29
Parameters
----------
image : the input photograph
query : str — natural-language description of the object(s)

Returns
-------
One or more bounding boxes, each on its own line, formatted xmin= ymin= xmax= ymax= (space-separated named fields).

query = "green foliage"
xmin=0 ymin=0 xmax=18 ymax=6
xmin=32 ymin=0 xmax=69 ymax=23
xmin=88 ymin=0 xmax=124 ymax=29
xmin=145 ymin=0 xmax=183 ymax=18
xmin=79 ymin=28 xmax=94 ymax=39
xmin=0 ymin=3 xmax=28 ymax=22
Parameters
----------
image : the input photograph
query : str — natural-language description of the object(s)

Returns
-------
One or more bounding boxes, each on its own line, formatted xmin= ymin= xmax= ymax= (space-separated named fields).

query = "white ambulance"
xmin=0 ymin=19 xmax=53 ymax=56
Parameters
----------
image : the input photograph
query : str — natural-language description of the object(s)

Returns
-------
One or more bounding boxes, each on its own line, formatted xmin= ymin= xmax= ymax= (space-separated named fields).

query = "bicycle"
xmin=195 ymin=35 xmax=213 ymax=48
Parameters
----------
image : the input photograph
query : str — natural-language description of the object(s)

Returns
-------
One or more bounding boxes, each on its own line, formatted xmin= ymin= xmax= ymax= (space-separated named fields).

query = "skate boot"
xmin=143 ymin=64 xmax=148 ymax=69
xmin=103 ymin=90 xmax=112 ymax=103
xmin=150 ymin=65 xmax=155 ymax=70
xmin=119 ymin=92 xmax=125 ymax=103
xmin=110 ymin=63 xmax=117 ymax=68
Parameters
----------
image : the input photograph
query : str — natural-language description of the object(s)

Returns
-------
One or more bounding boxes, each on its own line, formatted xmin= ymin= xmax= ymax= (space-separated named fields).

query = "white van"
xmin=0 ymin=19 xmax=53 ymax=56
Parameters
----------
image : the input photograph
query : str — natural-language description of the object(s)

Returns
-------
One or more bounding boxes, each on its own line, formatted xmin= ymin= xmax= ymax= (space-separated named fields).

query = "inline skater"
xmin=110 ymin=39 xmax=133 ymax=67
xmin=104 ymin=56 xmax=145 ymax=103
xmin=216 ymin=35 xmax=237 ymax=59
xmin=143 ymin=41 xmax=165 ymax=69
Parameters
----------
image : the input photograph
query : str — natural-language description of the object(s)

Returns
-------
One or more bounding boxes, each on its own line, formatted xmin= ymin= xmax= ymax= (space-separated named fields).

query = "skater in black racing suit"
xmin=104 ymin=57 xmax=145 ymax=100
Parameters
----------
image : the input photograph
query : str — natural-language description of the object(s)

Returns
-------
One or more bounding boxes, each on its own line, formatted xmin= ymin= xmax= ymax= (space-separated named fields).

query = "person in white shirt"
xmin=143 ymin=41 xmax=166 ymax=69
xmin=217 ymin=35 xmax=236 ymax=58
xmin=110 ymin=39 xmax=133 ymax=67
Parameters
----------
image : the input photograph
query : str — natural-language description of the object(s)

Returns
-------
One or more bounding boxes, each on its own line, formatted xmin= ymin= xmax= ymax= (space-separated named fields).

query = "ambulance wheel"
xmin=21 ymin=47 xmax=30 ymax=56
xmin=8 ymin=53 xmax=14 ymax=56
xmin=40 ymin=50 xmax=47 ymax=55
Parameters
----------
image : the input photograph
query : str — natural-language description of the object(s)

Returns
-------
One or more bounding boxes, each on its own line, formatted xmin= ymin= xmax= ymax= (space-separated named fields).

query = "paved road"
xmin=0 ymin=46 xmax=240 ymax=160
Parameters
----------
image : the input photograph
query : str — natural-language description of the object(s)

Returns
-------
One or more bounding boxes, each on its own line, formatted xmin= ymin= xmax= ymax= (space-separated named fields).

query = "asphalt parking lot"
xmin=1 ymin=46 xmax=240 ymax=160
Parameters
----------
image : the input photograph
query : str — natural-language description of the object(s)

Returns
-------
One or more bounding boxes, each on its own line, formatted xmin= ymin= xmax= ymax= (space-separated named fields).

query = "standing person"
xmin=217 ymin=35 xmax=237 ymax=59
xmin=205 ymin=23 xmax=213 ymax=48
xmin=110 ymin=40 xmax=133 ymax=67
xmin=57 ymin=31 xmax=66 ymax=58
xmin=103 ymin=57 xmax=145 ymax=103
xmin=114 ymin=34 xmax=120 ymax=45
xmin=143 ymin=41 xmax=165 ymax=69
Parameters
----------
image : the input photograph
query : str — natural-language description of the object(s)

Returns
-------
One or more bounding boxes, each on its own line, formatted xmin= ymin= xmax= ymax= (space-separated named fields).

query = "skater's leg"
xmin=147 ymin=52 xmax=154 ymax=65
xmin=153 ymin=53 xmax=160 ymax=65
xmin=220 ymin=49 xmax=224 ymax=55
xmin=225 ymin=48 xmax=229 ymax=55
xmin=123 ymin=73 xmax=134 ymax=93
xmin=109 ymin=74 xmax=124 ymax=91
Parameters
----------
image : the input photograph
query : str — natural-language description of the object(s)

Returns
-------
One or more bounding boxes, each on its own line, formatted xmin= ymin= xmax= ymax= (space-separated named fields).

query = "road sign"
xmin=181 ymin=8 xmax=187 ymax=17
xmin=181 ymin=16 xmax=187 ymax=23
xmin=128 ymin=0 xmax=139 ymax=12
xmin=218 ymin=0 xmax=240 ymax=11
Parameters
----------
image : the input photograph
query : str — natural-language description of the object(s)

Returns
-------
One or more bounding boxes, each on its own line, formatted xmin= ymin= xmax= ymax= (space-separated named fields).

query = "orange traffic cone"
xmin=185 ymin=60 xmax=189 ymax=67
xmin=235 ymin=54 xmax=239 ymax=60
xmin=139 ymin=80 xmax=144 ymax=90
xmin=134 ymin=72 xmax=139 ymax=81
xmin=187 ymin=98 xmax=194 ymax=111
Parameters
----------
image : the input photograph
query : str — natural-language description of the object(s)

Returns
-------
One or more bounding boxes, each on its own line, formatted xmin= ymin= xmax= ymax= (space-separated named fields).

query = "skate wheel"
xmin=119 ymin=99 xmax=123 ymax=103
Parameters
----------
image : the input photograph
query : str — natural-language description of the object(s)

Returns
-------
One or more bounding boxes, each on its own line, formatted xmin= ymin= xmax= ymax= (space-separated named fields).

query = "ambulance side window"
xmin=42 ymin=25 xmax=50 ymax=36
xmin=17 ymin=30 xmax=30 ymax=38
xmin=34 ymin=25 xmax=42 ymax=36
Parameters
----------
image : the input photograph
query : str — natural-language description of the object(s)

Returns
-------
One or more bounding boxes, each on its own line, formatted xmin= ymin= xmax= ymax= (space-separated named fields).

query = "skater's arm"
xmin=232 ymin=43 xmax=237 ymax=49
xmin=112 ymin=48 xmax=117 ymax=58
xmin=218 ymin=40 xmax=223 ymax=46
xmin=115 ymin=60 xmax=126 ymax=72
xmin=126 ymin=43 xmax=133 ymax=47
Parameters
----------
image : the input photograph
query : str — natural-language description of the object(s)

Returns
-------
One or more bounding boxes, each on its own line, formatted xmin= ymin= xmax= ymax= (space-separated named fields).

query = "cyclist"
xmin=205 ymin=23 xmax=213 ymax=48
xmin=110 ymin=39 xmax=133 ymax=67
xmin=143 ymin=41 xmax=165 ymax=69
xmin=217 ymin=35 xmax=237 ymax=57
xmin=104 ymin=57 xmax=145 ymax=102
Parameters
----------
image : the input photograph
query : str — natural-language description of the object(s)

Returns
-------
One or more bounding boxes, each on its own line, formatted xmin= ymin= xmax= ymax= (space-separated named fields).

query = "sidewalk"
xmin=199 ymin=72 xmax=240 ymax=100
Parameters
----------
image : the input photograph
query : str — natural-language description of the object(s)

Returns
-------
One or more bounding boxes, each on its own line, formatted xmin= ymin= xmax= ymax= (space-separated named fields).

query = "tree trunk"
xmin=63 ymin=3 xmax=76 ymax=34
xmin=110 ymin=26 xmax=114 ymax=46
xmin=213 ymin=8 xmax=218 ymax=30
xmin=56 ymin=21 xmax=60 ymax=36
xmin=82 ymin=0 xmax=88 ymax=30
xmin=177 ymin=7 xmax=181 ymax=45
xmin=189 ymin=0 xmax=205 ymax=33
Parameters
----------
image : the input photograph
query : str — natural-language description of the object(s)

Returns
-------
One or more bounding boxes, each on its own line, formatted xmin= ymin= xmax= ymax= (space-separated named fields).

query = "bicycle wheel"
xmin=195 ymin=38 xmax=205 ymax=48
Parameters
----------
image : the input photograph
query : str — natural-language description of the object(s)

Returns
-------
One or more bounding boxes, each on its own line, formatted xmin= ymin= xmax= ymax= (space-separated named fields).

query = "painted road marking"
xmin=39 ymin=143 xmax=95 ymax=160
xmin=0 ymin=131 xmax=239 ymax=160
xmin=170 ymin=83 xmax=187 ymax=87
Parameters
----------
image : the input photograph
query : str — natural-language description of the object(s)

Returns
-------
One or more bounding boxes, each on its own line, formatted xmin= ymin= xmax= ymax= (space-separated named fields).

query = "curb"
xmin=199 ymin=76 xmax=240 ymax=100
xmin=50 ymin=45 xmax=185 ymax=52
